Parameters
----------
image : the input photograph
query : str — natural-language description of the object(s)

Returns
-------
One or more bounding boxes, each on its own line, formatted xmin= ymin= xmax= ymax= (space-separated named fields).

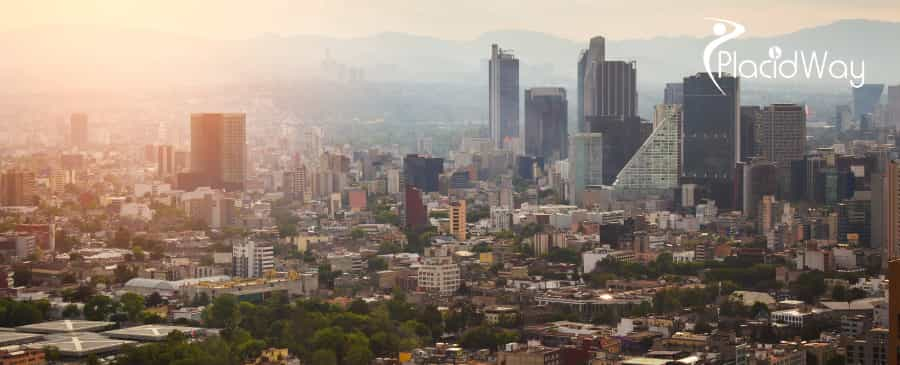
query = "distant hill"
xmin=0 ymin=19 xmax=897 ymax=93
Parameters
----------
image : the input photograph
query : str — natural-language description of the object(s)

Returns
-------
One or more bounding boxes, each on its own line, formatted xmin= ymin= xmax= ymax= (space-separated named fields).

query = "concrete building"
xmin=758 ymin=104 xmax=807 ymax=167
xmin=449 ymin=200 xmax=467 ymax=241
xmin=232 ymin=240 xmax=274 ymax=278
xmin=0 ymin=170 xmax=35 ymax=207
xmin=417 ymin=255 xmax=460 ymax=296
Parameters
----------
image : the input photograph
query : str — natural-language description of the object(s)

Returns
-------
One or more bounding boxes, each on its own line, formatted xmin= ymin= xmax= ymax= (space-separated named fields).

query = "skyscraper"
xmin=682 ymin=72 xmax=740 ymax=210
xmin=489 ymin=44 xmax=519 ymax=148
xmin=190 ymin=113 xmax=246 ymax=191
xmin=853 ymin=84 xmax=884 ymax=121
xmin=613 ymin=104 xmax=682 ymax=196
xmin=579 ymin=36 xmax=640 ymax=184
xmin=888 ymin=85 xmax=900 ymax=127
xmin=758 ymin=104 xmax=807 ymax=167
xmin=568 ymin=133 xmax=604 ymax=206
xmin=403 ymin=154 xmax=443 ymax=193
xmin=157 ymin=144 xmax=175 ymax=178
xmin=887 ymin=160 xmax=900 ymax=261
xmin=70 ymin=113 xmax=88 ymax=147
xmin=664 ymin=83 xmax=684 ymax=105
xmin=577 ymin=36 xmax=606 ymax=131
xmin=587 ymin=115 xmax=644 ymax=185
xmin=403 ymin=185 xmax=428 ymax=230
xmin=0 ymin=170 xmax=35 ymax=207
xmin=524 ymin=87 xmax=568 ymax=161
xmin=740 ymin=106 xmax=760 ymax=162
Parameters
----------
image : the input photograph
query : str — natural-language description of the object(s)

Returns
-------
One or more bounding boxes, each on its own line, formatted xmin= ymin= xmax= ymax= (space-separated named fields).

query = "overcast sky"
xmin=5 ymin=0 xmax=900 ymax=41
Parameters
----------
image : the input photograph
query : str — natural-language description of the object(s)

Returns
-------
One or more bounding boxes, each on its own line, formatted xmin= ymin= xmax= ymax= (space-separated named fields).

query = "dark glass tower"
xmin=682 ymin=72 xmax=740 ymax=210
xmin=489 ymin=44 xmax=519 ymax=148
xmin=524 ymin=87 xmax=568 ymax=161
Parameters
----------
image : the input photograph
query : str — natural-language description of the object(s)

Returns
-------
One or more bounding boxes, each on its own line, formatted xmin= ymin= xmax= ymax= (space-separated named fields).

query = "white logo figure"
xmin=703 ymin=18 xmax=745 ymax=95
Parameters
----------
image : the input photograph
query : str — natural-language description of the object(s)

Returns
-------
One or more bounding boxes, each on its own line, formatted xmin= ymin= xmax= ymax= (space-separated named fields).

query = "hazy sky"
xmin=5 ymin=0 xmax=900 ymax=40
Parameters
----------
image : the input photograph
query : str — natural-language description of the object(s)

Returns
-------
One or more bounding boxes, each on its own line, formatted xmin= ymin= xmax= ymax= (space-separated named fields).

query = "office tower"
xmin=403 ymin=185 xmax=428 ymax=230
xmin=682 ymin=72 xmax=740 ymax=210
xmin=232 ymin=240 xmax=274 ymax=278
xmin=70 ymin=113 xmax=88 ymax=147
xmin=613 ymin=104 xmax=682 ymax=195
xmin=742 ymin=159 xmax=777 ymax=218
xmin=889 ymin=85 xmax=900 ymax=127
xmin=740 ymin=106 xmax=760 ymax=162
xmin=489 ymin=44 xmax=519 ymax=148
xmin=524 ymin=87 xmax=568 ymax=161
xmin=758 ymin=104 xmax=806 ymax=166
xmin=584 ymin=60 xmax=637 ymax=120
xmin=157 ymin=145 xmax=175 ymax=178
xmin=568 ymin=133 xmax=604 ymax=206
xmin=0 ymin=171 xmax=35 ymax=207
xmin=853 ymin=84 xmax=884 ymax=121
xmin=386 ymin=168 xmax=401 ymax=195
xmin=664 ymin=83 xmax=684 ymax=105
xmin=577 ymin=36 xmax=606 ymax=131
xmin=837 ymin=198 xmax=871 ymax=246
xmin=587 ymin=115 xmax=644 ymax=185
xmin=834 ymin=105 xmax=852 ymax=132
xmin=283 ymin=167 xmax=307 ymax=202
xmin=887 ymin=161 xmax=900 ymax=261
xmin=889 ymin=259 xmax=900 ymax=365
xmin=181 ymin=187 xmax=236 ymax=228
xmin=449 ymin=200 xmax=467 ymax=241
xmin=190 ymin=113 xmax=246 ymax=191
xmin=403 ymin=154 xmax=443 ymax=193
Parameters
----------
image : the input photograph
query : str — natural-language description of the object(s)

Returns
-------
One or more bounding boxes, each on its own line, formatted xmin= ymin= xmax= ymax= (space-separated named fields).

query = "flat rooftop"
xmin=16 ymin=320 xmax=116 ymax=334
xmin=0 ymin=331 xmax=44 ymax=346
xmin=103 ymin=325 xmax=207 ymax=341
xmin=25 ymin=332 xmax=134 ymax=357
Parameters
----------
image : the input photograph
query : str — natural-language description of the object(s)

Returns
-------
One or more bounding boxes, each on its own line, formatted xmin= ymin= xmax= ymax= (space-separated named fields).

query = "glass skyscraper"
xmin=613 ymin=104 xmax=682 ymax=195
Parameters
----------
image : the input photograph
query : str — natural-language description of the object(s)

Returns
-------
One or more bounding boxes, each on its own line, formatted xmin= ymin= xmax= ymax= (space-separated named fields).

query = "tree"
xmin=114 ymin=264 xmax=137 ymax=284
xmin=120 ymin=293 xmax=145 ymax=322
xmin=204 ymin=295 xmax=242 ymax=330
xmin=62 ymin=304 xmax=81 ymax=319
xmin=348 ymin=299 xmax=369 ymax=315
xmin=147 ymin=292 xmax=165 ymax=307
xmin=351 ymin=228 xmax=365 ymax=240
xmin=367 ymin=257 xmax=388 ymax=272
xmin=309 ymin=349 xmax=338 ymax=365
xmin=131 ymin=246 xmax=146 ymax=261
xmin=83 ymin=295 xmax=117 ymax=321
xmin=344 ymin=343 xmax=374 ymax=365
xmin=790 ymin=271 xmax=826 ymax=304
xmin=12 ymin=266 xmax=31 ymax=287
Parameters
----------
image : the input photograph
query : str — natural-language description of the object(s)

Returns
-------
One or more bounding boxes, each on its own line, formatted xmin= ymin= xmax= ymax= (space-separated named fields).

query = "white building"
xmin=417 ymin=256 xmax=461 ymax=296
xmin=232 ymin=240 xmax=274 ymax=278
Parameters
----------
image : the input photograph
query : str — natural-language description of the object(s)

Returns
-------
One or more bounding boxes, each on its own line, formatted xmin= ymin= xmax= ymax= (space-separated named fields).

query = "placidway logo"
xmin=703 ymin=17 xmax=865 ymax=95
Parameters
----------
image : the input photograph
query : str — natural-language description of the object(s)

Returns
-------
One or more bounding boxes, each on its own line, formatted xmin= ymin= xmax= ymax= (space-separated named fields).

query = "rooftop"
xmin=16 ymin=320 xmax=115 ymax=334
xmin=103 ymin=325 xmax=208 ymax=342
xmin=25 ymin=332 xmax=134 ymax=357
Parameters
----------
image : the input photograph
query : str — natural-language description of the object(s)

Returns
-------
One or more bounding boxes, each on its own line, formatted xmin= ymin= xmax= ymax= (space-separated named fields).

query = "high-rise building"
xmin=682 ymin=72 xmax=740 ymax=210
xmin=577 ymin=36 xmax=606 ymax=131
xmin=449 ymin=200 xmax=467 ymax=241
xmin=403 ymin=185 xmax=428 ymax=230
xmin=613 ymin=104 xmax=682 ymax=195
xmin=568 ymin=133 xmax=604 ymax=206
xmin=888 ymin=85 xmax=900 ymax=127
xmin=232 ymin=240 xmax=274 ymax=278
xmin=0 ymin=171 xmax=35 ymax=207
xmin=489 ymin=44 xmax=519 ymax=148
xmin=524 ymin=87 xmax=568 ymax=161
xmin=587 ymin=115 xmax=644 ymax=185
xmin=758 ymin=104 xmax=806 ymax=167
xmin=741 ymin=159 xmax=777 ymax=218
xmin=579 ymin=36 xmax=637 ymax=130
xmin=283 ymin=167 xmax=307 ymax=202
xmin=157 ymin=145 xmax=175 ymax=178
xmin=190 ymin=113 xmax=246 ymax=191
xmin=740 ymin=106 xmax=761 ymax=162
xmin=70 ymin=113 xmax=89 ymax=147
xmin=889 ymin=259 xmax=900 ymax=365
xmin=887 ymin=161 xmax=900 ymax=261
xmin=403 ymin=154 xmax=443 ymax=193
xmin=853 ymin=84 xmax=884 ymax=121
xmin=664 ymin=83 xmax=684 ymax=105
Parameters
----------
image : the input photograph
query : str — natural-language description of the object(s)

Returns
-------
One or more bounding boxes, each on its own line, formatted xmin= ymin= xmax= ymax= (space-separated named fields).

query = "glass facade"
xmin=613 ymin=104 xmax=682 ymax=194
